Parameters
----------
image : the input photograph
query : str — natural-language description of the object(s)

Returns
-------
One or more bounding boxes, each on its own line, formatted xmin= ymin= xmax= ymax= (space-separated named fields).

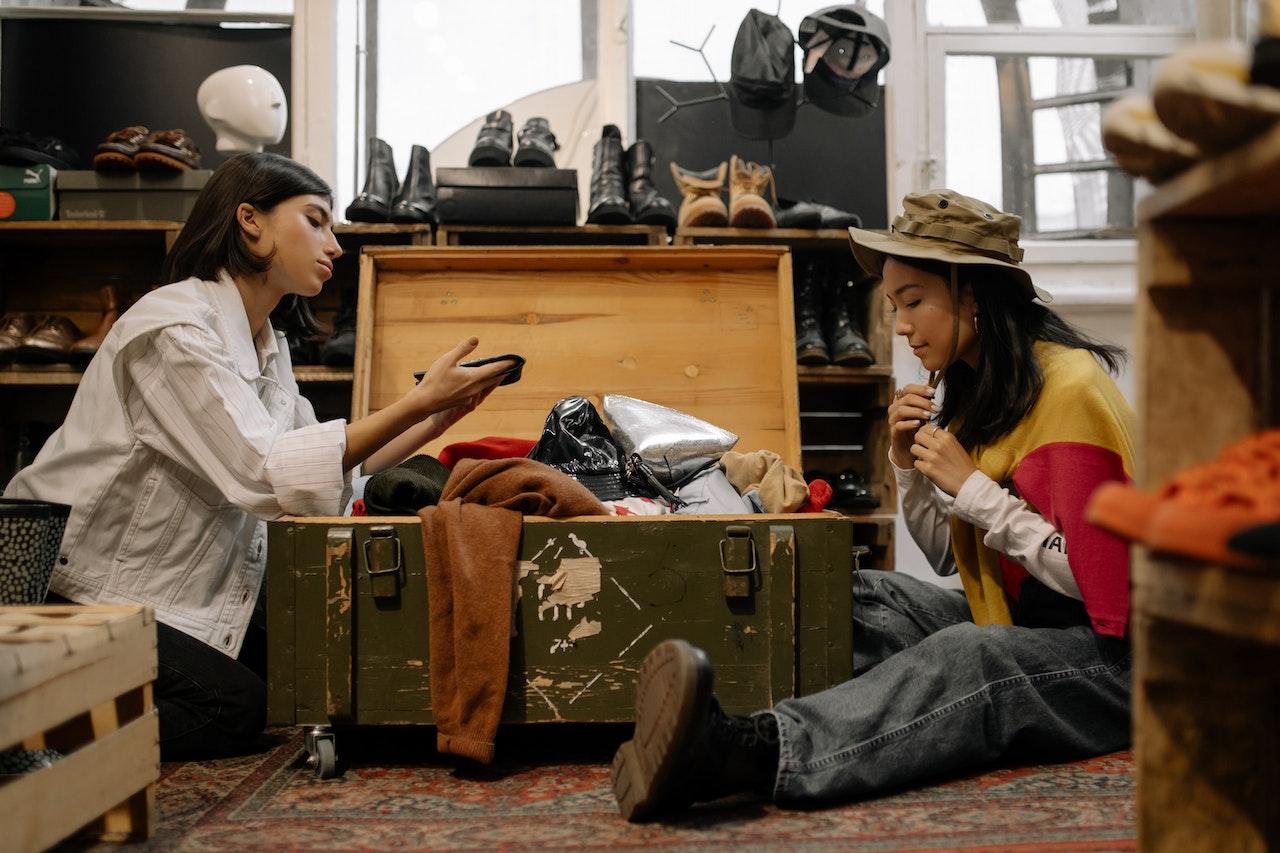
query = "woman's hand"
xmin=406 ymin=337 xmax=508 ymax=418
xmin=419 ymin=384 xmax=496 ymax=444
xmin=888 ymin=383 xmax=937 ymax=469
xmin=911 ymin=423 xmax=977 ymax=497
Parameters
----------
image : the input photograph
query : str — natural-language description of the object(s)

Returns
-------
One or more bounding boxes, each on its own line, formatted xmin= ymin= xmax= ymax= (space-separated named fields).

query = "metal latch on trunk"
xmin=719 ymin=525 xmax=757 ymax=599
xmin=364 ymin=525 xmax=403 ymax=599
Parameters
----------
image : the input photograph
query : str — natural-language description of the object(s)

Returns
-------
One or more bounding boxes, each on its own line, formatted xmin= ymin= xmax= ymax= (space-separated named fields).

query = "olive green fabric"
xmin=848 ymin=189 xmax=1053 ymax=304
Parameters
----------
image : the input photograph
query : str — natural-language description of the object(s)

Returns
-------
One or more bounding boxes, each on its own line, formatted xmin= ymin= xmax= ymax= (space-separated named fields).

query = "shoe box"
xmin=0 ymin=164 xmax=56 ymax=221
xmin=56 ymin=169 xmax=212 ymax=221
xmin=435 ymin=167 xmax=578 ymax=225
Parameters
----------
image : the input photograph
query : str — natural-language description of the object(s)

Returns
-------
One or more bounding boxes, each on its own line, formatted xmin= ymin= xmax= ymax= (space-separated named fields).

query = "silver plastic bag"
xmin=601 ymin=395 xmax=738 ymax=486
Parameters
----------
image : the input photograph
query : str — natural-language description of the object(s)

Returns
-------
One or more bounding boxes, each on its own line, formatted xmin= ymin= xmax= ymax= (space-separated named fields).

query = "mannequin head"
xmin=197 ymin=65 xmax=288 ymax=153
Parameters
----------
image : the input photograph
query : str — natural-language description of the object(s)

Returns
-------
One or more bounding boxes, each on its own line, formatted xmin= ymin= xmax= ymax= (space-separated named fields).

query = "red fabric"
xmin=1012 ymin=441 xmax=1132 ymax=638
xmin=799 ymin=479 xmax=833 ymax=513
xmin=438 ymin=436 xmax=536 ymax=469
xmin=351 ymin=498 xmax=367 ymax=517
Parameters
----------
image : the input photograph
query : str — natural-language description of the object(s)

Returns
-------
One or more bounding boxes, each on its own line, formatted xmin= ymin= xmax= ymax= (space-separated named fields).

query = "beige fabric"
xmin=1102 ymin=94 xmax=1201 ymax=182
xmin=720 ymin=450 xmax=809 ymax=514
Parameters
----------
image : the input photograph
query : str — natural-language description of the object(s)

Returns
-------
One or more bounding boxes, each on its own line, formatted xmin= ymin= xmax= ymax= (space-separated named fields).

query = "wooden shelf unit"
xmin=1129 ymin=118 xmax=1280 ymax=851
xmin=436 ymin=223 xmax=667 ymax=246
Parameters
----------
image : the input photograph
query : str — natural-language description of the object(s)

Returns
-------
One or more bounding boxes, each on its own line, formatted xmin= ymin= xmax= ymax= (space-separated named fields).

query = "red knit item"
xmin=351 ymin=498 xmax=367 ymax=516
xmin=799 ymin=478 xmax=833 ymax=513
xmin=438 ymin=436 xmax=537 ymax=469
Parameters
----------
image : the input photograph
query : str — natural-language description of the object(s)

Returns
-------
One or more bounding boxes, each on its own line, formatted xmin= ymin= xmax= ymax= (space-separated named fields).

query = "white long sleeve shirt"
xmin=894 ymin=458 xmax=1080 ymax=600
xmin=5 ymin=275 xmax=352 ymax=656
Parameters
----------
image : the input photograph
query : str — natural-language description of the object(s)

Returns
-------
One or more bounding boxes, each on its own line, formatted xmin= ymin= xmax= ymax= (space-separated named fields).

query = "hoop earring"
xmin=972 ymin=310 xmax=979 ymax=331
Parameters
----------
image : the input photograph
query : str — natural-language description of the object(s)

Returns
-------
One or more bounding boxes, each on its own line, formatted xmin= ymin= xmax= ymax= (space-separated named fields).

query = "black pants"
xmin=49 ymin=593 xmax=268 ymax=760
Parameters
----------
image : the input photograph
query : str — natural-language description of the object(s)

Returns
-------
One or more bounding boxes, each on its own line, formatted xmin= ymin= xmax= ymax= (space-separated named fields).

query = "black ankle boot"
xmin=587 ymin=125 xmax=633 ymax=225
xmin=513 ymin=117 xmax=559 ymax=167
xmin=319 ymin=286 xmax=357 ymax=367
xmin=468 ymin=109 xmax=513 ymax=167
xmin=612 ymin=639 xmax=779 ymax=822
xmin=795 ymin=255 xmax=831 ymax=365
xmin=625 ymin=140 xmax=676 ymax=228
xmin=390 ymin=144 xmax=438 ymax=224
xmin=345 ymin=137 xmax=399 ymax=223
xmin=825 ymin=264 xmax=874 ymax=367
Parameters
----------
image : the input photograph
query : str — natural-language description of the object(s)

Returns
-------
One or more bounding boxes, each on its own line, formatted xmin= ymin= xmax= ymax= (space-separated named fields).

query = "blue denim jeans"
xmin=770 ymin=570 xmax=1132 ymax=804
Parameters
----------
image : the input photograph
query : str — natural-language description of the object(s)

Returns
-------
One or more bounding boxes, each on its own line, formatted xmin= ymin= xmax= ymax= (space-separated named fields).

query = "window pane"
xmin=945 ymin=54 xmax=1146 ymax=237
xmin=928 ymin=0 xmax=1194 ymax=27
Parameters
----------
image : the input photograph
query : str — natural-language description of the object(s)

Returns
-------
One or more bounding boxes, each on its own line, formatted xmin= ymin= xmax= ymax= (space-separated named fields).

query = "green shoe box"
xmin=0 ymin=163 xmax=56 ymax=220
xmin=56 ymin=169 xmax=212 ymax=221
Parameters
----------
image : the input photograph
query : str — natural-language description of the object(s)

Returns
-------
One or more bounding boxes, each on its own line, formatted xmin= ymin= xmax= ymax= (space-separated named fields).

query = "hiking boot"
xmin=611 ymin=639 xmax=779 ymax=822
xmin=728 ymin=154 xmax=776 ymax=228
xmin=625 ymin=139 xmax=676 ymax=229
xmin=135 ymin=129 xmax=201 ymax=171
xmin=468 ymin=109 xmax=514 ymax=167
xmin=824 ymin=262 xmax=873 ymax=367
xmin=346 ymin=137 xmax=399 ymax=222
xmin=1152 ymin=40 xmax=1280 ymax=154
xmin=586 ymin=125 xmax=633 ymax=225
xmin=513 ymin=117 xmax=559 ymax=167
xmin=93 ymin=125 xmax=148 ymax=171
xmin=390 ymin=144 xmax=438 ymax=224
xmin=670 ymin=161 xmax=728 ymax=228
xmin=793 ymin=254 xmax=829 ymax=365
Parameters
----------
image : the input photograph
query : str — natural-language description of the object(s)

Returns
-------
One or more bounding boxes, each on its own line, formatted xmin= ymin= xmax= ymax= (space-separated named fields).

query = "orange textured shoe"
xmin=1087 ymin=429 xmax=1280 ymax=567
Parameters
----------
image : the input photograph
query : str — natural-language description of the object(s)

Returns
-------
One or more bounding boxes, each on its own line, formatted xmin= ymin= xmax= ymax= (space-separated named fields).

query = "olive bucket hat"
xmin=847 ymin=189 xmax=1052 ymax=304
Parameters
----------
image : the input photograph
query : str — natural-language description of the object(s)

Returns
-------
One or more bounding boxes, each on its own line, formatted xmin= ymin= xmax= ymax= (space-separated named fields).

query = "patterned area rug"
xmin=80 ymin=727 xmax=1135 ymax=851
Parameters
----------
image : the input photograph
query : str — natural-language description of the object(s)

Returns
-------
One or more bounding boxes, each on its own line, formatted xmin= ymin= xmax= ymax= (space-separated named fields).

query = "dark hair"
xmin=895 ymin=256 xmax=1126 ymax=450
xmin=161 ymin=152 xmax=332 ymax=335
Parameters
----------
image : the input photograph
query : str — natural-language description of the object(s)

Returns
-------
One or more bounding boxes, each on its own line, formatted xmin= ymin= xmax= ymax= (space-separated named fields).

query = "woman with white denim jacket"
xmin=5 ymin=153 xmax=510 ymax=758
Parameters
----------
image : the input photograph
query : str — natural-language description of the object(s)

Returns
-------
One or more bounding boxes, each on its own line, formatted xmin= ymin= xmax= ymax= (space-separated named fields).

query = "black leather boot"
xmin=390 ymin=144 xmax=438 ymax=224
xmin=612 ymin=640 xmax=779 ymax=822
xmin=468 ymin=109 xmax=513 ymax=167
xmin=587 ymin=125 xmax=633 ymax=225
xmin=795 ymin=255 xmax=830 ymax=365
xmin=825 ymin=263 xmax=874 ymax=367
xmin=514 ymin=117 xmax=559 ymax=167
xmin=345 ymin=137 xmax=398 ymax=222
xmin=319 ymin=286 xmax=357 ymax=366
xmin=625 ymin=140 xmax=676 ymax=229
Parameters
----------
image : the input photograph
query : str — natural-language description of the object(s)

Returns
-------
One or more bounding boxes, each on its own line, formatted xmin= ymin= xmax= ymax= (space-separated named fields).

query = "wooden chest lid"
xmin=353 ymin=246 xmax=801 ymax=467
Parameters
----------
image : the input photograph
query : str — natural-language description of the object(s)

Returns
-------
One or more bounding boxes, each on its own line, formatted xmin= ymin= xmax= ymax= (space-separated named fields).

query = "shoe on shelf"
xmin=586 ymin=125 xmax=633 ymax=225
xmin=513 ymin=117 xmax=559 ymax=167
xmin=134 ymin=129 xmax=201 ymax=171
xmin=68 ymin=283 xmax=121 ymax=367
xmin=832 ymin=469 xmax=880 ymax=510
xmin=389 ymin=144 xmax=438 ymax=224
xmin=775 ymin=198 xmax=863 ymax=229
xmin=0 ymin=128 xmax=79 ymax=170
xmin=1086 ymin=428 xmax=1280 ymax=567
xmin=0 ymin=313 xmax=38 ymax=364
xmin=346 ymin=137 xmax=399 ymax=223
xmin=670 ymin=161 xmax=728 ymax=228
xmin=728 ymin=154 xmax=777 ymax=228
xmin=468 ymin=109 xmax=514 ymax=167
xmin=611 ymin=639 xmax=778 ymax=822
xmin=93 ymin=125 xmax=148 ymax=172
xmin=16 ymin=315 xmax=82 ymax=364
xmin=1102 ymin=95 xmax=1201 ymax=183
xmin=319 ymin=287 xmax=357 ymax=367
xmin=793 ymin=254 xmax=830 ymax=366
xmin=625 ymin=139 xmax=676 ymax=229
xmin=1152 ymin=40 xmax=1280 ymax=154
xmin=824 ymin=260 xmax=874 ymax=367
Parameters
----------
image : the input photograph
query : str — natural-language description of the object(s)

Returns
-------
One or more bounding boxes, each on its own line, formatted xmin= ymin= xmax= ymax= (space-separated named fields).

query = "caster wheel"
xmin=313 ymin=737 xmax=337 ymax=779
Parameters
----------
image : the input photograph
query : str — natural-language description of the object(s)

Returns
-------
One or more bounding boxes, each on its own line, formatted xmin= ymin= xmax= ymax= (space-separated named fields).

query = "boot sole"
xmin=468 ymin=144 xmax=511 ymax=167
xmin=831 ymin=350 xmax=874 ymax=367
xmin=730 ymin=198 xmax=776 ymax=229
xmin=513 ymin=147 xmax=555 ymax=167
xmin=587 ymin=202 xmax=634 ymax=225
xmin=134 ymin=151 xmax=196 ymax=172
xmin=797 ymin=347 xmax=831 ymax=366
xmin=611 ymin=639 xmax=712 ymax=822
xmin=345 ymin=198 xmax=390 ymax=223
xmin=92 ymin=151 xmax=136 ymax=171
xmin=679 ymin=198 xmax=728 ymax=228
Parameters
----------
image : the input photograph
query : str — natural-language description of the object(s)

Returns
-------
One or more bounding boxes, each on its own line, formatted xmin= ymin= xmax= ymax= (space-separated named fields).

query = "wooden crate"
xmin=0 ymin=605 xmax=159 ymax=851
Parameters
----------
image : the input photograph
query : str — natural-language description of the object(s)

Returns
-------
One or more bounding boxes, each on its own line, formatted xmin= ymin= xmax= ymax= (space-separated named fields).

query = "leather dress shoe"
xmin=390 ymin=144 xmax=438 ymax=224
xmin=68 ymin=283 xmax=121 ymax=366
xmin=0 ymin=313 xmax=37 ymax=364
xmin=135 ymin=128 xmax=201 ymax=171
xmin=17 ymin=315 xmax=83 ymax=364
xmin=346 ymin=137 xmax=399 ymax=222
xmin=94 ymin=125 xmax=148 ymax=171
xmin=468 ymin=109 xmax=514 ymax=167
xmin=775 ymin=198 xmax=862 ymax=229
xmin=514 ymin=117 xmax=559 ymax=167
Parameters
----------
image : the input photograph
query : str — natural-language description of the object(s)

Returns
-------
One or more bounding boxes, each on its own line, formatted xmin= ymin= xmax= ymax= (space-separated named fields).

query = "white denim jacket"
xmin=5 ymin=275 xmax=351 ymax=656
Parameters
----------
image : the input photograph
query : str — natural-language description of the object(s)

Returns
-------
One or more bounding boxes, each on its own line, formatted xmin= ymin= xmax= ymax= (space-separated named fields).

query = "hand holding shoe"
xmin=888 ymin=383 xmax=936 ymax=469
xmin=406 ymin=337 xmax=510 ymax=418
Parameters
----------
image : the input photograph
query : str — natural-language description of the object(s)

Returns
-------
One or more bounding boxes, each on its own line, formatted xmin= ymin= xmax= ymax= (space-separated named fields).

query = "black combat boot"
xmin=345 ymin=137 xmax=398 ymax=222
xmin=468 ymin=109 xmax=514 ymax=167
xmin=795 ymin=254 xmax=831 ymax=365
xmin=825 ymin=261 xmax=874 ymax=367
xmin=513 ymin=117 xmax=559 ymax=167
xmin=611 ymin=640 xmax=780 ymax=822
xmin=624 ymin=139 xmax=676 ymax=229
xmin=390 ymin=144 xmax=438 ymax=224
xmin=318 ymin=286 xmax=357 ymax=367
xmin=586 ymin=125 xmax=633 ymax=225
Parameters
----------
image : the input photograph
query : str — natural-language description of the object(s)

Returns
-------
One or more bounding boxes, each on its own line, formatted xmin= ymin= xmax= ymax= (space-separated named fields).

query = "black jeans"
xmin=49 ymin=593 xmax=268 ymax=760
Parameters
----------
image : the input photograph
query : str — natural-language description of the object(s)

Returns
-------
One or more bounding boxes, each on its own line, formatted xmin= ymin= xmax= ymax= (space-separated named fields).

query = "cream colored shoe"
xmin=1152 ymin=40 xmax=1280 ymax=153
xmin=1102 ymin=94 xmax=1201 ymax=182
xmin=670 ymin=161 xmax=729 ymax=228
xmin=728 ymin=155 xmax=777 ymax=229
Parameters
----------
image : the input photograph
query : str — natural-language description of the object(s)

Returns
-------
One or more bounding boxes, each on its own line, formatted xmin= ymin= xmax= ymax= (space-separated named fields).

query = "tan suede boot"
xmin=670 ymin=161 xmax=728 ymax=228
xmin=729 ymin=155 xmax=777 ymax=228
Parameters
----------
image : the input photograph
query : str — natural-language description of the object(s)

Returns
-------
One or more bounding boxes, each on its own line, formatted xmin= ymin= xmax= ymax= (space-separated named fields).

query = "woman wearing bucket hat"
xmin=611 ymin=189 xmax=1137 ymax=820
